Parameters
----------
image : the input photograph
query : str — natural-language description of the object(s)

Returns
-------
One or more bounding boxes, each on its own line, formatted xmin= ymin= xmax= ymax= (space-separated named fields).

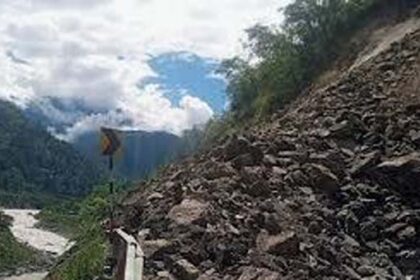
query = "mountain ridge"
xmin=0 ymin=100 xmax=102 ymax=207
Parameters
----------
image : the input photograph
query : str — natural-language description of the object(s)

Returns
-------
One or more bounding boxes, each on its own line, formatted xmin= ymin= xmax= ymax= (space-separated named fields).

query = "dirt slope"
xmin=121 ymin=18 xmax=420 ymax=280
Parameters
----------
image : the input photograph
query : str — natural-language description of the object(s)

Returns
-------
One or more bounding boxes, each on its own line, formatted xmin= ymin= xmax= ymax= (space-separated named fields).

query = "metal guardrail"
xmin=114 ymin=229 xmax=144 ymax=280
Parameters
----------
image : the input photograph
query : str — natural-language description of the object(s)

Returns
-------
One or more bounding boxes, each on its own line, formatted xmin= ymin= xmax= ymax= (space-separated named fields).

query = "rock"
xmin=343 ymin=264 xmax=361 ymax=280
xmin=287 ymin=169 xmax=308 ymax=185
xmin=148 ymin=192 xmax=164 ymax=201
xmin=245 ymin=181 xmax=271 ymax=197
xmin=343 ymin=235 xmax=362 ymax=255
xmin=308 ymin=220 xmax=322 ymax=234
xmin=272 ymin=166 xmax=288 ymax=177
xmin=385 ymin=223 xmax=408 ymax=235
xmin=278 ymin=151 xmax=308 ymax=163
xmin=142 ymin=239 xmax=171 ymax=258
xmin=263 ymin=213 xmax=283 ymax=234
xmin=395 ymin=250 xmax=418 ymax=272
xmin=360 ymin=218 xmax=378 ymax=241
xmin=350 ymin=151 xmax=381 ymax=176
xmin=305 ymin=164 xmax=340 ymax=193
xmin=397 ymin=226 xmax=416 ymax=242
xmin=409 ymin=130 xmax=420 ymax=146
xmin=168 ymin=199 xmax=208 ymax=225
xmin=375 ymin=153 xmax=420 ymax=196
xmin=356 ymin=265 xmax=375 ymax=277
xmin=377 ymin=61 xmax=395 ymax=71
xmin=329 ymin=120 xmax=356 ymax=138
xmin=257 ymin=230 xmax=299 ymax=256
xmin=156 ymin=271 xmax=174 ymax=279
xmin=224 ymin=136 xmax=263 ymax=165
xmin=172 ymin=259 xmax=200 ymax=280
xmin=224 ymin=136 xmax=252 ymax=161
xmin=274 ymin=139 xmax=296 ymax=151
xmin=263 ymin=154 xmax=278 ymax=166
xmin=238 ymin=267 xmax=280 ymax=280
xmin=232 ymin=153 xmax=257 ymax=168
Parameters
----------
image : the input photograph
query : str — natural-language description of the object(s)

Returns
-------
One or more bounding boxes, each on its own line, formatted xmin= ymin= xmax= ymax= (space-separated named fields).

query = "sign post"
xmin=101 ymin=127 xmax=122 ymax=230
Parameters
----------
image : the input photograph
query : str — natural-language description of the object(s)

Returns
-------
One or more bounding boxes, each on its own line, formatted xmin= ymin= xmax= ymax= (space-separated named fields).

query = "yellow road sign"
xmin=101 ymin=127 xmax=122 ymax=156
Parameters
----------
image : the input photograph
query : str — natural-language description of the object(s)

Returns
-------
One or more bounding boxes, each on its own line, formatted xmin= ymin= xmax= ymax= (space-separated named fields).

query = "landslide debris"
xmin=121 ymin=27 xmax=420 ymax=280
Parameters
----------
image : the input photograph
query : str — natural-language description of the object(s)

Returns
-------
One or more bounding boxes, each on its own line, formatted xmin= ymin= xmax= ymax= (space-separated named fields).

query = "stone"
xmin=263 ymin=212 xmax=283 ymax=234
xmin=168 ymin=199 xmax=208 ymax=225
xmin=238 ymin=267 xmax=280 ymax=280
xmin=148 ymin=192 xmax=164 ymax=201
xmin=305 ymin=164 xmax=340 ymax=193
xmin=356 ymin=265 xmax=375 ymax=277
xmin=397 ymin=226 xmax=416 ymax=242
xmin=278 ymin=151 xmax=308 ymax=163
xmin=257 ymin=230 xmax=299 ymax=256
xmin=224 ymin=136 xmax=252 ymax=161
xmin=375 ymin=153 xmax=420 ymax=196
xmin=245 ymin=181 xmax=271 ymax=197
xmin=288 ymin=169 xmax=308 ymax=185
xmin=142 ymin=239 xmax=171 ymax=258
xmin=272 ymin=166 xmax=288 ymax=177
xmin=263 ymin=154 xmax=278 ymax=166
xmin=360 ymin=218 xmax=378 ymax=241
xmin=385 ymin=223 xmax=408 ymax=235
xmin=409 ymin=130 xmax=420 ymax=145
xmin=173 ymin=259 xmax=200 ymax=280
xmin=350 ymin=151 xmax=381 ymax=176
xmin=232 ymin=153 xmax=257 ymax=168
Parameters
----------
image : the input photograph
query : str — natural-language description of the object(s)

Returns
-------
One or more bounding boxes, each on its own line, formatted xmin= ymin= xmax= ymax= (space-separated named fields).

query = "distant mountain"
xmin=73 ymin=130 xmax=185 ymax=180
xmin=23 ymin=97 xmax=203 ymax=181
xmin=0 ymin=101 xmax=102 ymax=207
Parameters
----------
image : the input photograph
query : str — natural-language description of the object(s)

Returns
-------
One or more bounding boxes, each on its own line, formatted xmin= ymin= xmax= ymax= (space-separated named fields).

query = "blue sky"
xmin=143 ymin=52 xmax=227 ymax=113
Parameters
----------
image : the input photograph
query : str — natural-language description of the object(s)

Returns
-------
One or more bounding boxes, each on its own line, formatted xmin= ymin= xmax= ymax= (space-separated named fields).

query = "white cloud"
xmin=57 ymin=88 xmax=214 ymax=142
xmin=0 ymin=0 xmax=292 ymax=140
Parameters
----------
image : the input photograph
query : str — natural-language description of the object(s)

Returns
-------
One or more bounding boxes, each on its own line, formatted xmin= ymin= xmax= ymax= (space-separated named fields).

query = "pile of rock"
xmin=121 ymin=27 xmax=420 ymax=279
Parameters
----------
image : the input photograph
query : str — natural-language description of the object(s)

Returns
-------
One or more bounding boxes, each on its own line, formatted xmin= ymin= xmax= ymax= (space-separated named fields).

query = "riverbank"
xmin=0 ymin=210 xmax=73 ymax=280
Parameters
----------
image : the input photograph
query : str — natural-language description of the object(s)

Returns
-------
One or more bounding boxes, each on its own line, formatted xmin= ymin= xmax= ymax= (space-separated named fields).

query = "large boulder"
xmin=304 ymin=164 xmax=340 ymax=193
xmin=375 ymin=153 xmax=420 ymax=196
xmin=172 ymin=259 xmax=200 ymax=280
xmin=256 ymin=230 xmax=299 ymax=257
xmin=168 ymin=199 xmax=208 ymax=225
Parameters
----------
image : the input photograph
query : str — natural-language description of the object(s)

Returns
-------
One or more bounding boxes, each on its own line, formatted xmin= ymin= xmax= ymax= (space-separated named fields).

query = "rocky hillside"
xmin=121 ymin=22 xmax=420 ymax=280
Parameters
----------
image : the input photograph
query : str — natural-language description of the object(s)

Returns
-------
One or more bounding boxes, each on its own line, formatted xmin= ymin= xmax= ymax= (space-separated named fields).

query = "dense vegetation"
xmin=0 ymin=101 xmax=102 ymax=207
xmin=0 ymin=211 xmax=39 ymax=274
xmin=204 ymin=0 xmax=409 ymax=142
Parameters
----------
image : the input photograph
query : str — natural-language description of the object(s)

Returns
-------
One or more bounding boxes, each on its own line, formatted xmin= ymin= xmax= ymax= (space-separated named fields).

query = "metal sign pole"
xmin=109 ymin=155 xmax=114 ymax=229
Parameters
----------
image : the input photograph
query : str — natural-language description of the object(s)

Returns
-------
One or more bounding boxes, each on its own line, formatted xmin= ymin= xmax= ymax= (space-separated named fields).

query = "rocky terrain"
xmin=121 ymin=20 xmax=420 ymax=280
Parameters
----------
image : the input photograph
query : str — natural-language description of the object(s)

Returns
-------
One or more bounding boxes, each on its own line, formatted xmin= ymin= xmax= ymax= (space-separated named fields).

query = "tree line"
xmin=203 ymin=0 xmax=416 ymax=143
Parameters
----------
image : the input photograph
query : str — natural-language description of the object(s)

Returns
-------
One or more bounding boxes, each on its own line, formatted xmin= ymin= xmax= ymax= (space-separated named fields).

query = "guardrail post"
xmin=114 ymin=229 xmax=144 ymax=280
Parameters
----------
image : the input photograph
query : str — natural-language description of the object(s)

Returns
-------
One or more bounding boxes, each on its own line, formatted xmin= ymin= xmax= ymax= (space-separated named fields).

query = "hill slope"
xmin=0 ymin=101 xmax=101 ymax=207
xmin=121 ymin=22 xmax=420 ymax=280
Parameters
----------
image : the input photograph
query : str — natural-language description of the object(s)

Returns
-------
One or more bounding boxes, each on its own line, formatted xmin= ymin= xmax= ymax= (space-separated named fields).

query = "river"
xmin=1 ymin=209 xmax=73 ymax=280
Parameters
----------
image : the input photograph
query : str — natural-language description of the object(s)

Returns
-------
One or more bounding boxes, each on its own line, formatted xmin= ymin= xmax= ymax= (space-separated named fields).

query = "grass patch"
xmin=44 ymin=185 xmax=115 ymax=280
xmin=47 ymin=225 xmax=107 ymax=280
